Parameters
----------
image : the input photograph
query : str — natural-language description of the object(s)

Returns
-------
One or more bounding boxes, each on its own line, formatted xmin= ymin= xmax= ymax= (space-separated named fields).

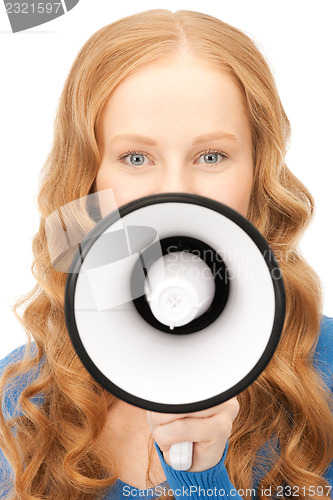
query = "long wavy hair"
xmin=1 ymin=9 xmax=332 ymax=500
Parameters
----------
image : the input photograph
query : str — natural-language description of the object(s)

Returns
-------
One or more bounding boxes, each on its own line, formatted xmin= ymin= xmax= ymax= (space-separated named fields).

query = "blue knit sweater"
xmin=1 ymin=316 xmax=333 ymax=499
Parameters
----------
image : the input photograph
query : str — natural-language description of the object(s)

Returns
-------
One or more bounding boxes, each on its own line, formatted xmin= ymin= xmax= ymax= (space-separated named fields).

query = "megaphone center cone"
xmin=158 ymin=285 xmax=193 ymax=318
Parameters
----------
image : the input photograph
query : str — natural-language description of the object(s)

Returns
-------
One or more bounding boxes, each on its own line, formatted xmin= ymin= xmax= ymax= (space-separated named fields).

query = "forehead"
xmin=97 ymin=56 xmax=250 ymax=141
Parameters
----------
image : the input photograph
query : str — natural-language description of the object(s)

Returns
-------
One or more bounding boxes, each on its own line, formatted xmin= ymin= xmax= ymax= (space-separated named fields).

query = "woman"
xmin=1 ymin=9 xmax=332 ymax=500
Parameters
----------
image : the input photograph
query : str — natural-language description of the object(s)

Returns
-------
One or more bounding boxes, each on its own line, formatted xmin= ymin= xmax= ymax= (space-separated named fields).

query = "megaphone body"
xmin=64 ymin=193 xmax=285 ymax=470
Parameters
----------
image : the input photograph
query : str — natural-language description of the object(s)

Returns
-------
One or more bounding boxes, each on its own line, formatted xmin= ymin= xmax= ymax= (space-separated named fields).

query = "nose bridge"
xmin=158 ymin=158 xmax=192 ymax=194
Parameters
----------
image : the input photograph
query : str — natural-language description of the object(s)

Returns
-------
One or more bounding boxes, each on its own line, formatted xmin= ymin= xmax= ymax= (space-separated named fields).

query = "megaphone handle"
xmin=169 ymin=441 xmax=193 ymax=470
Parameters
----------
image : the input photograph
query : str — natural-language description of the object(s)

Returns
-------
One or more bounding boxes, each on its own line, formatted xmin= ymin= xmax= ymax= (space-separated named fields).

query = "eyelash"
xmin=118 ymin=149 xmax=229 ymax=167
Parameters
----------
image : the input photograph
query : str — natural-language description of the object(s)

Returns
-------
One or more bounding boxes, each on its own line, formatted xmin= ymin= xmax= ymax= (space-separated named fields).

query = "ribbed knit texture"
xmin=153 ymin=440 xmax=243 ymax=498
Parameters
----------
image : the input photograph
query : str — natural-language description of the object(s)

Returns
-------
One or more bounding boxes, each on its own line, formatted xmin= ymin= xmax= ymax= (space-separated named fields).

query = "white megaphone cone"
xmin=64 ymin=193 xmax=285 ymax=472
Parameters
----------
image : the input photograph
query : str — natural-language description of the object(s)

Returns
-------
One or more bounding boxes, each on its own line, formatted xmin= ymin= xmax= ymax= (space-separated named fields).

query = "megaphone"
xmin=64 ymin=193 xmax=285 ymax=471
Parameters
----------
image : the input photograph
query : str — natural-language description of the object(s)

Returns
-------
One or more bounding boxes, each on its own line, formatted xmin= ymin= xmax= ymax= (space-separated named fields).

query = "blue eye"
xmin=119 ymin=151 xmax=151 ymax=167
xmin=196 ymin=151 xmax=228 ymax=165
xmin=129 ymin=154 xmax=145 ymax=166
xmin=204 ymin=153 xmax=219 ymax=164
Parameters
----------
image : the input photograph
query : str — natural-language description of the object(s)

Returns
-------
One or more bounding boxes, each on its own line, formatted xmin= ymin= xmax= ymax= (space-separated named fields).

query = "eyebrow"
xmin=109 ymin=134 xmax=157 ymax=146
xmin=193 ymin=132 xmax=239 ymax=145
xmin=109 ymin=131 xmax=239 ymax=146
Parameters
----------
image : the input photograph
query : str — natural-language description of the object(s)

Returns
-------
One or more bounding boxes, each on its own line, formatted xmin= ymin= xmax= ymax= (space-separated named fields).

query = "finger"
xmin=147 ymin=396 xmax=240 ymax=427
xmin=153 ymin=412 xmax=231 ymax=452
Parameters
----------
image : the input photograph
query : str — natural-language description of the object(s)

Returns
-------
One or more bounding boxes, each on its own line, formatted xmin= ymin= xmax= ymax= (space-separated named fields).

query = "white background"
xmin=0 ymin=0 xmax=332 ymax=358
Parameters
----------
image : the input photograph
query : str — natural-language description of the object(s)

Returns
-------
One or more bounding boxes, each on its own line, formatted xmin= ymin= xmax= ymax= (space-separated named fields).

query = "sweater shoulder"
xmin=0 ymin=343 xmax=34 ymax=373
xmin=0 ymin=342 xmax=41 ymax=419
xmin=314 ymin=315 xmax=333 ymax=389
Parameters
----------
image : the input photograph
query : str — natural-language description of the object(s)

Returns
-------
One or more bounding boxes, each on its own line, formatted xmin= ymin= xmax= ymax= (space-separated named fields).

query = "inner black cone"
xmin=131 ymin=235 xmax=230 ymax=335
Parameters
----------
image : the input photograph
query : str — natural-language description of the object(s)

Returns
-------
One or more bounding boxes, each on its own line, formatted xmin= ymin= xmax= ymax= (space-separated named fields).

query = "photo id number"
xmin=5 ymin=3 xmax=62 ymax=14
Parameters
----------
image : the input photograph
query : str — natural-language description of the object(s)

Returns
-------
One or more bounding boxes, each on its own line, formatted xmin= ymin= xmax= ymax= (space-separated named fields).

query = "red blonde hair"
xmin=1 ymin=9 xmax=332 ymax=499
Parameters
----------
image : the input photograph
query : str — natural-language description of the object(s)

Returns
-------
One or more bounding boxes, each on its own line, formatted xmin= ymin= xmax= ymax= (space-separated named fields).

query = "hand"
xmin=147 ymin=397 xmax=239 ymax=472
